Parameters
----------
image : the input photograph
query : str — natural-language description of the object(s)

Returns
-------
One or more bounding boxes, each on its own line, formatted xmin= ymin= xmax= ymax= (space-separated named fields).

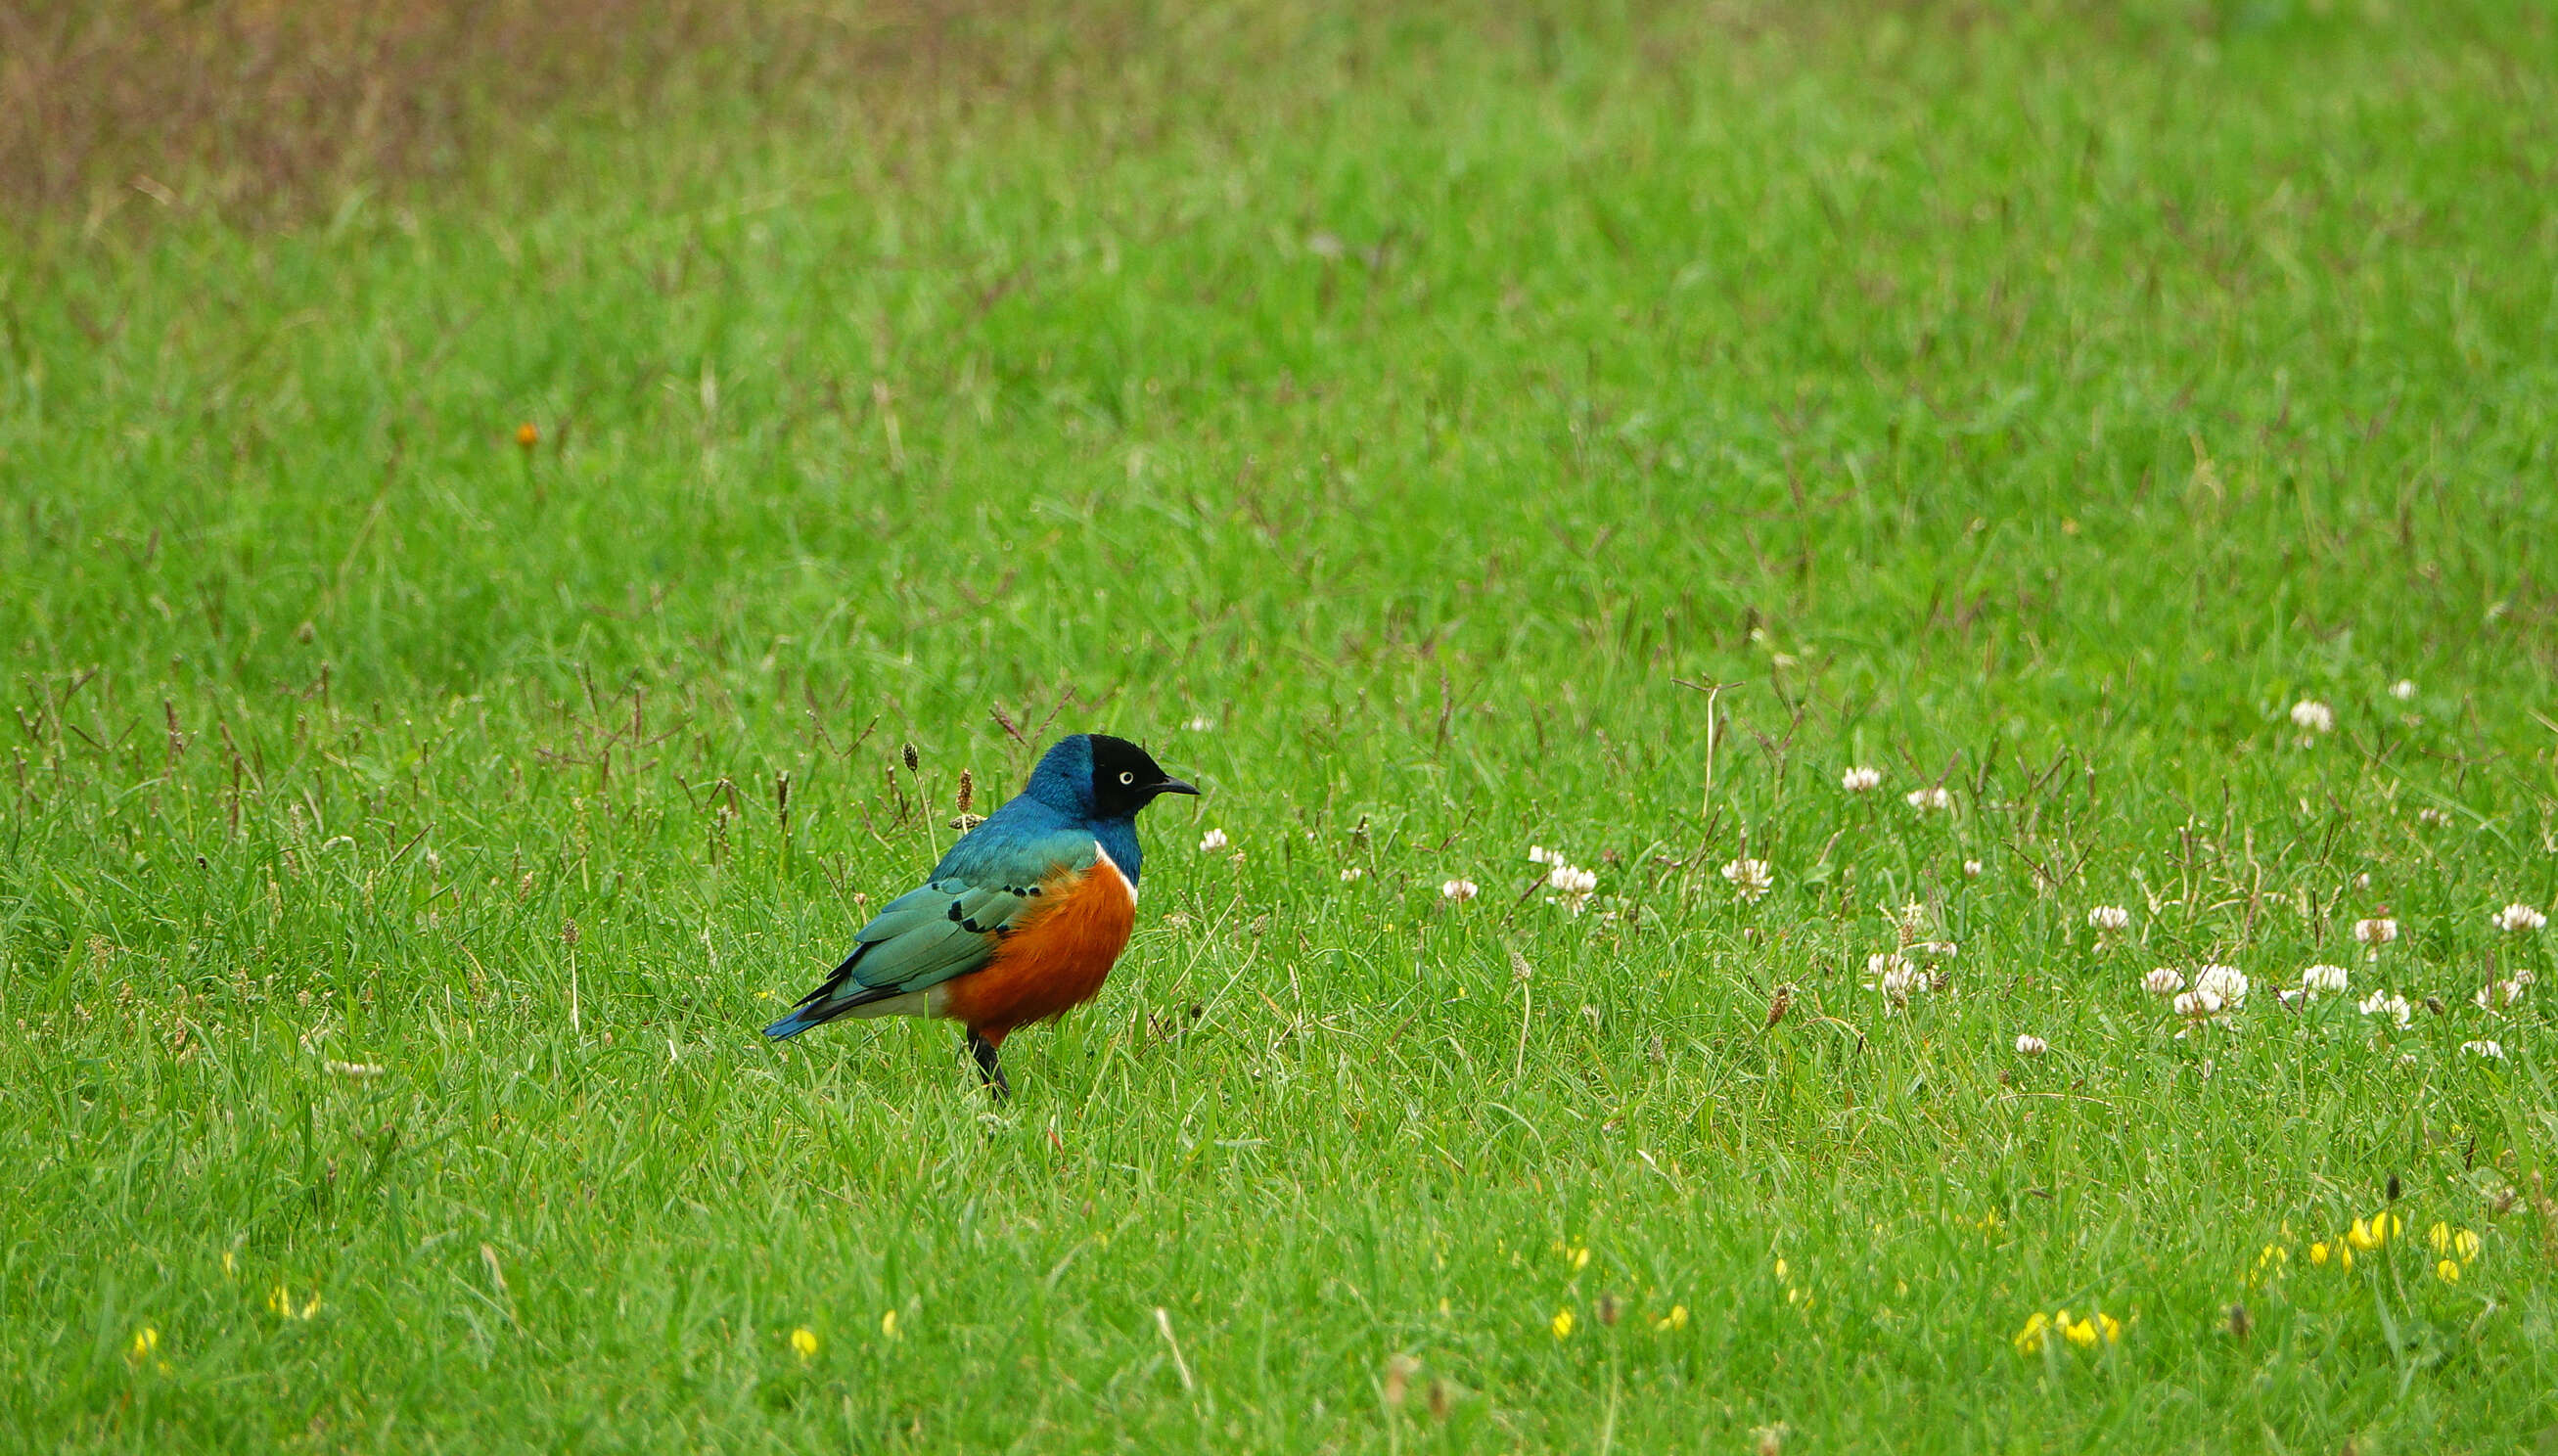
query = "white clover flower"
xmin=2290 ymin=700 xmax=2336 ymax=734
xmin=2014 ymin=1033 xmax=2048 ymax=1057
xmin=324 ymin=1060 xmax=387 ymax=1078
xmin=2461 ymin=1039 xmax=2506 ymax=1061
xmin=2142 ymin=967 xmax=2186 ymax=997
xmin=2193 ymin=965 xmax=2250 ymax=1006
xmin=1719 ymin=857 xmax=1774 ymax=902
xmin=1546 ymin=864 xmax=1596 ymax=895
xmin=2353 ymin=917 xmax=2398 ymax=948
xmin=2493 ymin=903 xmax=2546 ymax=933
xmin=1864 ymin=952 xmax=1924 ymax=1005
xmin=2474 ymin=979 xmax=2527 ymax=1010
xmin=1528 ymin=845 xmax=1558 ymax=865
xmin=1840 ymin=766 xmax=1883 ymax=794
xmin=1198 ymin=828 xmax=1229 ymax=853
xmin=2390 ymin=679 xmax=2417 ymax=702
xmin=2301 ymin=964 xmax=2350 ymax=997
xmin=1875 ymin=968 xmax=1921 ymax=1005
xmin=2173 ymin=989 xmax=2224 ymax=1020
xmin=1339 ymin=867 xmax=1364 ymax=882
xmin=2514 ymin=968 xmax=2537 ymax=988
xmin=1962 ymin=859 xmax=1984 ymax=879
xmin=2358 ymin=990 xmax=2413 ymax=1027
xmin=1183 ymin=715 xmax=1215 ymax=732
xmin=1439 ymin=879 xmax=1479 ymax=902
xmin=1904 ymin=786 xmax=1953 ymax=812
xmin=1544 ymin=863 xmax=1598 ymax=914
xmin=2417 ymin=807 xmax=2450 ymax=827
xmin=2086 ymin=905 xmax=2130 ymax=933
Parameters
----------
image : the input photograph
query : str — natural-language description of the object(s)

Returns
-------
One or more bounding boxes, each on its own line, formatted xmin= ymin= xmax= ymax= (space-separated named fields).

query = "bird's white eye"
xmin=1119 ymin=771 xmax=1135 ymax=785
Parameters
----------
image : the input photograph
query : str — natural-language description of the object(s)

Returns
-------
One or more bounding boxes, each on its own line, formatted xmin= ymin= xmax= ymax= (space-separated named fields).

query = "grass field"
xmin=6 ymin=1 xmax=2558 ymax=1448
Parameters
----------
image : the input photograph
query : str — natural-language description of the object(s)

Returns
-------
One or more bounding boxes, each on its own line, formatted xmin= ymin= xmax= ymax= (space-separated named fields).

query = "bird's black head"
xmin=1086 ymin=734 xmax=1200 ymax=818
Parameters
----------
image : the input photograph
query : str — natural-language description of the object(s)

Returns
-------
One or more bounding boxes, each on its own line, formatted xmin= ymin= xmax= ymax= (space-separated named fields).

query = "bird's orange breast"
xmin=938 ymin=852 xmax=1136 ymax=1042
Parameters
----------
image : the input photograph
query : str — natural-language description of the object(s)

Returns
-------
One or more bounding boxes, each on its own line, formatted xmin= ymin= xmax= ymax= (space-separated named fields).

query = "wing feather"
xmin=761 ymin=828 xmax=1098 ymax=1038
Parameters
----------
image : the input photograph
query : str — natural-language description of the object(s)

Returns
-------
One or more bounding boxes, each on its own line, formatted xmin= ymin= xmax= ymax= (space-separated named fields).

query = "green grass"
xmin=7 ymin=2 xmax=2558 ymax=1448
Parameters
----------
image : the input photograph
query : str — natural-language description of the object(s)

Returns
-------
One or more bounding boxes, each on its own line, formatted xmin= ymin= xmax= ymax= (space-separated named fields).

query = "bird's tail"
xmin=761 ymin=1004 xmax=829 ymax=1040
xmin=762 ymin=947 xmax=891 ymax=1039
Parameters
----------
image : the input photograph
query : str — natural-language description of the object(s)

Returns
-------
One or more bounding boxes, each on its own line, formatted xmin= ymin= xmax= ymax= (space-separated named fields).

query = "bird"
xmin=762 ymin=733 xmax=1199 ymax=1097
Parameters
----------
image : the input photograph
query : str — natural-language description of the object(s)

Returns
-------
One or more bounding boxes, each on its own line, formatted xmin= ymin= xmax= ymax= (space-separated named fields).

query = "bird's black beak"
xmin=1155 ymin=777 xmax=1202 ymax=797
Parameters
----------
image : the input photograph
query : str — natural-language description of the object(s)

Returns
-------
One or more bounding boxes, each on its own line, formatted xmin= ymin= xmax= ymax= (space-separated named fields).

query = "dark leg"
xmin=966 ymin=1029 xmax=1011 ymax=1101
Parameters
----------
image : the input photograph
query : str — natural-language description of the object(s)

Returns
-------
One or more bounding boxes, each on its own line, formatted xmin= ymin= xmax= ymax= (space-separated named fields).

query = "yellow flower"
xmin=1569 ymin=1247 xmax=1590 ymax=1272
xmin=2096 ymin=1312 xmax=2123 ymax=1344
xmin=2455 ymin=1229 xmax=2482 ymax=1263
xmin=2244 ymin=1242 xmax=2290 ymax=1288
xmin=1551 ymin=1309 xmax=1575 ymax=1340
xmin=790 ymin=1327 xmax=818 ymax=1362
xmin=266 ymin=1284 xmax=292 ymax=1317
xmin=2341 ymin=1246 xmax=2354 ymax=1272
xmin=1654 ymin=1304 xmax=1689 ymax=1333
xmin=2371 ymin=1209 xmax=2402 ymax=1245
xmin=299 ymin=1293 xmax=321 ymax=1320
xmin=881 ymin=1310 xmax=900 ymax=1340
xmin=127 ymin=1327 xmax=160 ymax=1363
xmin=2428 ymin=1221 xmax=2452 ymax=1255
xmin=1773 ymin=1257 xmax=1790 ymax=1282
xmin=2436 ymin=1259 xmax=2461 ymax=1284
xmin=2012 ymin=1312 xmax=2050 ymax=1354
xmin=221 ymin=1251 xmax=236 ymax=1278
xmin=2308 ymin=1242 xmax=2329 ymax=1266
xmin=2346 ymin=1218 xmax=2377 ymax=1252
xmin=2063 ymin=1314 xmax=2098 ymax=1348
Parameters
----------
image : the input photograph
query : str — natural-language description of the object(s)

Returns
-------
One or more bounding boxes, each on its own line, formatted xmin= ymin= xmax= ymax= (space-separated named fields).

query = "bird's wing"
xmin=763 ymin=828 xmax=1097 ymax=1036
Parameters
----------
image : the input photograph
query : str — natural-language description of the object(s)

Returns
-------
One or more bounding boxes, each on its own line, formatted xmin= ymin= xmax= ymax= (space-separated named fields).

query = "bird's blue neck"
xmin=1093 ymin=817 xmax=1144 ymax=886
